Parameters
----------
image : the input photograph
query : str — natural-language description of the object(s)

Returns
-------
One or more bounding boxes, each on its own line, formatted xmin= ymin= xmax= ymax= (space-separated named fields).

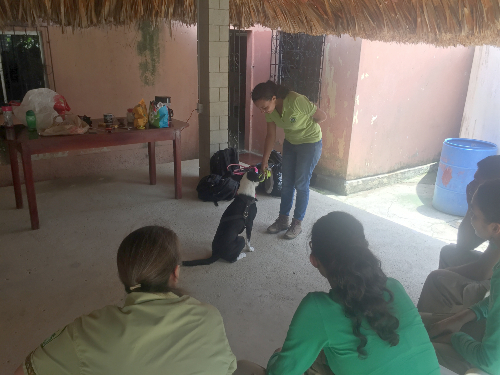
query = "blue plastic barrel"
xmin=432 ymin=138 xmax=498 ymax=216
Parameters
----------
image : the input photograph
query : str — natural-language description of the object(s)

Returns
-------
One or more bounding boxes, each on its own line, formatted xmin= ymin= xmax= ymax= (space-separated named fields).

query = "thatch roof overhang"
xmin=1 ymin=0 xmax=499 ymax=46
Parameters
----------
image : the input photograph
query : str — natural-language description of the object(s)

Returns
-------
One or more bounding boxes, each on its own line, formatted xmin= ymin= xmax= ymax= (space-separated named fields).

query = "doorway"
xmin=228 ymin=29 xmax=247 ymax=151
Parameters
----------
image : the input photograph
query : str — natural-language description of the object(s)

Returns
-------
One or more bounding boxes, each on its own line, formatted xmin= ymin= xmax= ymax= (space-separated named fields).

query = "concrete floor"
xmin=1 ymin=159 xmax=450 ymax=373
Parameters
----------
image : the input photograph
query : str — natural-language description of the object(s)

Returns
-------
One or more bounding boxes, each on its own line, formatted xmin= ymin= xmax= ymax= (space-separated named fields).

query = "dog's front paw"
xmin=247 ymin=245 xmax=255 ymax=252
xmin=236 ymin=253 xmax=247 ymax=261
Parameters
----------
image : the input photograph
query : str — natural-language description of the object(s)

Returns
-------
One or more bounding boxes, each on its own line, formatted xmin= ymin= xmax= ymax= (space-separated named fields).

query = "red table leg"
xmin=7 ymin=140 xmax=23 ymax=209
xmin=20 ymin=143 xmax=39 ymax=230
xmin=173 ymin=130 xmax=182 ymax=199
xmin=148 ymin=141 xmax=156 ymax=185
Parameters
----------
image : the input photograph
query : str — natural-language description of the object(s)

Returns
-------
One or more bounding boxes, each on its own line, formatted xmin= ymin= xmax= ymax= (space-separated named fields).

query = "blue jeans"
xmin=280 ymin=139 xmax=322 ymax=221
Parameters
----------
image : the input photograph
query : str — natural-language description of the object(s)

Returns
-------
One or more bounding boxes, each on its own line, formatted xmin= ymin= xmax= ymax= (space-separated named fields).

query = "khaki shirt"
xmin=24 ymin=292 xmax=237 ymax=375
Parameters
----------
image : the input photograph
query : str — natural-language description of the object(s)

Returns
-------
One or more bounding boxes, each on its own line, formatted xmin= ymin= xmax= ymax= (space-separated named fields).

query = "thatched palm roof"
xmin=1 ymin=0 xmax=498 ymax=46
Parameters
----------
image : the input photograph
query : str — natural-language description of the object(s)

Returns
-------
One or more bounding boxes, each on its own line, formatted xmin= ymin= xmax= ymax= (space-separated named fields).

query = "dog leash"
xmin=227 ymin=164 xmax=271 ymax=183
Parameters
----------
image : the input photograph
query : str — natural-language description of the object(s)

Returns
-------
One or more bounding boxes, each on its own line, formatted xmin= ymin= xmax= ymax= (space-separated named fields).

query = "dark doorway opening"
xmin=0 ymin=32 xmax=46 ymax=103
xmin=228 ymin=29 xmax=247 ymax=151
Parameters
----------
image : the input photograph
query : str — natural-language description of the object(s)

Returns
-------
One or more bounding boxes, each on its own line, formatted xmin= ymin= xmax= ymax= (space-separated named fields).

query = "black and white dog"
xmin=183 ymin=170 xmax=260 ymax=266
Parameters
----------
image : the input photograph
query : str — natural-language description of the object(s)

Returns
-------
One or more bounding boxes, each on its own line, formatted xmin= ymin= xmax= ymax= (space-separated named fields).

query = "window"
xmin=270 ymin=31 xmax=325 ymax=104
xmin=0 ymin=31 xmax=46 ymax=103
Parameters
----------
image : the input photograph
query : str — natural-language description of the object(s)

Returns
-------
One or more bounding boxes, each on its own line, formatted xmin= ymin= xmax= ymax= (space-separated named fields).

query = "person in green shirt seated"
xmin=14 ymin=226 xmax=237 ymax=375
xmin=236 ymin=211 xmax=441 ymax=375
xmin=252 ymin=80 xmax=327 ymax=239
xmin=427 ymin=179 xmax=500 ymax=375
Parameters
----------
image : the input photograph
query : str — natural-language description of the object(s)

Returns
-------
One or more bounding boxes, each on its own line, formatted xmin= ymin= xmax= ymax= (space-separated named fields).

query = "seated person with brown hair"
xmin=14 ymin=226 xmax=237 ymax=375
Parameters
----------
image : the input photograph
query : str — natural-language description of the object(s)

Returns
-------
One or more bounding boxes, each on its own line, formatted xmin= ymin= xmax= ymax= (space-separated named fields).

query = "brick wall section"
xmin=198 ymin=0 xmax=229 ymax=177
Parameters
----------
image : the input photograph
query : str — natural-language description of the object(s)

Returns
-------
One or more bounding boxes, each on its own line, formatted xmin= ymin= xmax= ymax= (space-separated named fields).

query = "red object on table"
xmin=3 ymin=119 xmax=189 ymax=230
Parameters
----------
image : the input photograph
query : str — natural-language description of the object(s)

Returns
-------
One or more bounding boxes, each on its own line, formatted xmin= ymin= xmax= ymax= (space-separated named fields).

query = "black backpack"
xmin=210 ymin=148 xmax=239 ymax=177
xmin=196 ymin=174 xmax=239 ymax=206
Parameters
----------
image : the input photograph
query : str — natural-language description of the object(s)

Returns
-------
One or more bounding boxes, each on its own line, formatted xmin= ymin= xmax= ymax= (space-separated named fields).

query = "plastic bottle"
xmin=2 ymin=106 xmax=13 ymax=127
xmin=26 ymin=110 xmax=37 ymax=132
xmin=126 ymin=108 xmax=134 ymax=124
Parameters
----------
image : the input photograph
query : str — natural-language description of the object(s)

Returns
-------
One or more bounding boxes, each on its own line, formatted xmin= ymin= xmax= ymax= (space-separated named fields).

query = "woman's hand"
xmin=427 ymin=309 xmax=476 ymax=340
xmin=431 ymin=332 xmax=453 ymax=344
xmin=261 ymin=160 xmax=269 ymax=173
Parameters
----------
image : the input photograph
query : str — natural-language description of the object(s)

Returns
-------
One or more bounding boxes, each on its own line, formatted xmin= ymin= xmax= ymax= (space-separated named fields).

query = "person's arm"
xmin=457 ymin=208 xmax=486 ymax=251
xmin=447 ymin=243 xmax=499 ymax=281
xmin=13 ymin=365 xmax=24 ymax=375
xmin=261 ymin=121 xmax=277 ymax=171
xmin=427 ymin=308 xmax=477 ymax=340
xmin=267 ymin=294 xmax=329 ymax=375
xmin=312 ymin=108 xmax=327 ymax=123
xmin=451 ymin=290 xmax=500 ymax=373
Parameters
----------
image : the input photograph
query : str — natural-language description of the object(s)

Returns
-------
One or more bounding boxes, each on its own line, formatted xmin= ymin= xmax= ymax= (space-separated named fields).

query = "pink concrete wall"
xmin=346 ymin=41 xmax=474 ymax=180
xmin=0 ymin=23 xmax=199 ymax=186
xmin=316 ymin=35 xmax=362 ymax=178
xmin=245 ymin=27 xmax=273 ymax=155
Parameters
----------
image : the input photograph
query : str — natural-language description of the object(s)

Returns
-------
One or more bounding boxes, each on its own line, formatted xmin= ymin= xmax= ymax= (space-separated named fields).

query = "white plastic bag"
xmin=40 ymin=114 xmax=89 ymax=136
xmin=13 ymin=88 xmax=71 ymax=132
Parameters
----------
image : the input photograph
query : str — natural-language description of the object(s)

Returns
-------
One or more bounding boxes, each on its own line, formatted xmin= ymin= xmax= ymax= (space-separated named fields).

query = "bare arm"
xmin=457 ymin=209 xmax=486 ymax=250
xmin=13 ymin=365 xmax=24 ymax=375
xmin=261 ymin=121 xmax=277 ymax=171
xmin=447 ymin=242 xmax=500 ymax=281
xmin=312 ymin=108 xmax=327 ymax=123
xmin=428 ymin=308 xmax=477 ymax=342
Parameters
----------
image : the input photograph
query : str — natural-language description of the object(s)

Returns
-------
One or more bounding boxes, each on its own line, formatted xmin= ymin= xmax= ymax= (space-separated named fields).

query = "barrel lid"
xmin=444 ymin=138 xmax=498 ymax=151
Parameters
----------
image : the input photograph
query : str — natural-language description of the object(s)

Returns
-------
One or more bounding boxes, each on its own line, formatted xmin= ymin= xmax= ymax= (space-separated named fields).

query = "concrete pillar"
xmin=197 ymin=0 xmax=230 ymax=177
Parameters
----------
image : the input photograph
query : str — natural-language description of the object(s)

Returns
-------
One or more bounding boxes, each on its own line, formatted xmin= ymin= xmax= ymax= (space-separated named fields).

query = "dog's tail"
xmin=182 ymin=255 xmax=220 ymax=267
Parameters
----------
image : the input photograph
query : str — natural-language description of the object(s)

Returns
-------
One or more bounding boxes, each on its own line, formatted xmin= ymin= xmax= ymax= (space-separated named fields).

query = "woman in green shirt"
xmin=265 ymin=211 xmax=440 ymax=375
xmin=14 ymin=226 xmax=237 ymax=375
xmin=252 ymin=81 xmax=327 ymax=239
xmin=428 ymin=179 xmax=500 ymax=375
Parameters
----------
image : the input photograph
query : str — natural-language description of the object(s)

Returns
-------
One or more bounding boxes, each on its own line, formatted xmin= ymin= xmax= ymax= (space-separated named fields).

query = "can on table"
xmin=103 ymin=113 xmax=114 ymax=124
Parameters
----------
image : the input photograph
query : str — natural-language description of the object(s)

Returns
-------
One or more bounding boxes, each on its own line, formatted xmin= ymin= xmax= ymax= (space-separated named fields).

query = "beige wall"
xmin=316 ymin=35 xmax=362 ymax=179
xmin=346 ymin=41 xmax=474 ymax=180
xmin=460 ymin=46 xmax=500 ymax=149
xmin=1 ymin=23 xmax=199 ymax=186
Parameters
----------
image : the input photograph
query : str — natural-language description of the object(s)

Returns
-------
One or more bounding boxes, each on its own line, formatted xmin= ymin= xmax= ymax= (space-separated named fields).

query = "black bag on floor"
xmin=262 ymin=150 xmax=283 ymax=197
xmin=266 ymin=163 xmax=283 ymax=197
xmin=210 ymin=148 xmax=239 ymax=177
xmin=197 ymin=174 xmax=239 ymax=206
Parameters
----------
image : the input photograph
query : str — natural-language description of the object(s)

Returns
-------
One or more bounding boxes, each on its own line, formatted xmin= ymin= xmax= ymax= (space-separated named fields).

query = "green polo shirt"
xmin=23 ymin=292 xmax=237 ymax=375
xmin=267 ymin=278 xmax=440 ymax=375
xmin=264 ymin=91 xmax=322 ymax=145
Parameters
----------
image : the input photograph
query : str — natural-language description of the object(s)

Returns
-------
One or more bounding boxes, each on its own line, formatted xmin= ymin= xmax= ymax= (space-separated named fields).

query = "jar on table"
xmin=126 ymin=108 xmax=134 ymax=124
xmin=26 ymin=110 xmax=37 ymax=132
xmin=1 ymin=106 xmax=13 ymax=127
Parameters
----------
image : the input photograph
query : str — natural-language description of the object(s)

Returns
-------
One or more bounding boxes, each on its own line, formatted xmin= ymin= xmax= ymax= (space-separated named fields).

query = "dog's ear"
xmin=246 ymin=170 xmax=260 ymax=182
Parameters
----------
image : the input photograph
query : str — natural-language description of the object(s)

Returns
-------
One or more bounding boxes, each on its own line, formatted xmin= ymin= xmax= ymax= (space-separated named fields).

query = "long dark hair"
xmin=311 ymin=212 xmax=400 ymax=358
xmin=117 ymin=226 xmax=181 ymax=294
xmin=474 ymin=179 xmax=500 ymax=224
xmin=251 ymin=80 xmax=290 ymax=102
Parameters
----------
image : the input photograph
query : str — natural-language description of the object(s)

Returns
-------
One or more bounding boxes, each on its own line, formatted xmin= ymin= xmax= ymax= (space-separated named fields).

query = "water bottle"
xmin=26 ymin=110 xmax=37 ymax=132
xmin=2 ymin=106 xmax=13 ymax=127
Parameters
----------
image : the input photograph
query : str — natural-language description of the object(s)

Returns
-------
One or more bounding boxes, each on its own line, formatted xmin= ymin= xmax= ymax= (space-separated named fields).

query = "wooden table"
xmin=2 ymin=119 xmax=189 ymax=230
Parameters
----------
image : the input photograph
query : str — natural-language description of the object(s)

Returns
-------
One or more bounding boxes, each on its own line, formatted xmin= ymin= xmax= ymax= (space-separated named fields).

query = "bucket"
xmin=432 ymin=138 xmax=498 ymax=216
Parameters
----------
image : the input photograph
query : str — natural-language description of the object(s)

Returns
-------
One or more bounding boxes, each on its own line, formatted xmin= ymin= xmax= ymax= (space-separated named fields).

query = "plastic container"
xmin=26 ymin=110 xmax=37 ymax=132
xmin=126 ymin=108 xmax=134 ymax=124
xmin=432 ymin=138 xmax=498 ymax=216
xmin=2 ymin=106 xmax=13 ymax=127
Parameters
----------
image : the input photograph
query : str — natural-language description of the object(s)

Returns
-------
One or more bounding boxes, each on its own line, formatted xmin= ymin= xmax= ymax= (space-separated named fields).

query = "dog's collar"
xmin=236 ymin=194 xmax=257 ymax=204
